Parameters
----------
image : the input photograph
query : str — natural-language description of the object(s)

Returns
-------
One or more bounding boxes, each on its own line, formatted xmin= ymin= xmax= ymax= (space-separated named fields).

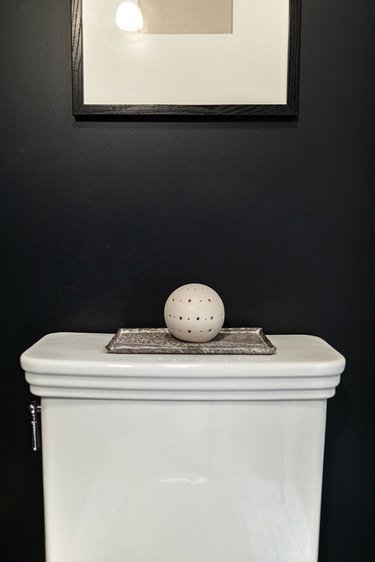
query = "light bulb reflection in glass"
xmin=115 ymin=1 xmax=144 ymax=33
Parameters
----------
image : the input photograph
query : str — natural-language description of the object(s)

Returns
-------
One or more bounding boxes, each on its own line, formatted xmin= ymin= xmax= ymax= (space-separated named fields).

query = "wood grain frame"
xmin=71 ymin=0 xmax=301 ymax=117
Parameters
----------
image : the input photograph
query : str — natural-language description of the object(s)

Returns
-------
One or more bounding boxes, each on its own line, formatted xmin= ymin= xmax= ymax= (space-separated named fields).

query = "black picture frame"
xmin=71 ymin=0 xmax=301 ymax=117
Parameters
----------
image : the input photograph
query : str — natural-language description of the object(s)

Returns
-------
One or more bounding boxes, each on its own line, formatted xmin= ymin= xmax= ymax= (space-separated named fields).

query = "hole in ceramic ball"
xmin=188 ymin=330 xmax=191 ymax=333
xmin=196 ymin=317 xmax=200 ymax=320
xmin=188 ymin=299 xmax=192 ymax=302
xmin=179 ymin=316 xmax=183 ymax=320
xmin=208 ymin=299 xmax=211 ymax=302
xmin=209 ymin=329 xmax=212 ymax=332
xmin=211 ymin=316 xmax=213 ymax=320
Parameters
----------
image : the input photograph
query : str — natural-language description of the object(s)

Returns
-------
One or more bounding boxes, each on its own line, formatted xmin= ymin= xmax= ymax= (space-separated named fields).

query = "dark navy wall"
xmin=1 ymin=1 xmax=373 ymax=560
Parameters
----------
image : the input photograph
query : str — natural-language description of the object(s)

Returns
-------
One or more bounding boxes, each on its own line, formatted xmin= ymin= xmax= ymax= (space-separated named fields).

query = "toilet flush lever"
xmin=28 ymin=402 xmax=41 ymax=452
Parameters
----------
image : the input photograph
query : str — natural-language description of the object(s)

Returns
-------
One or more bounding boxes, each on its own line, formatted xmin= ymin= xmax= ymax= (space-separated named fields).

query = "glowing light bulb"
xmin=115 ymin=1 xmax=144 ymax=33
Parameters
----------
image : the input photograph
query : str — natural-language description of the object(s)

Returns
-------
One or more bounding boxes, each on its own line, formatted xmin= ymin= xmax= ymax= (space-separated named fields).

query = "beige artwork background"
xmin=139 ymin=0 xmax=233 ymax=34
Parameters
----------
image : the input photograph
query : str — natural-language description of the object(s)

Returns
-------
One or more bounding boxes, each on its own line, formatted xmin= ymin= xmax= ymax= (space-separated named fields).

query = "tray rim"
xmin=106 ymin=327 xmax=276 ymax=355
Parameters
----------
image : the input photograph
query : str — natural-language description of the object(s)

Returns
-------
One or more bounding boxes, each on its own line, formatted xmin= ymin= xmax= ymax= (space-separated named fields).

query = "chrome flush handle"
xmin=28 ymin=401 xmax=42 ymax=452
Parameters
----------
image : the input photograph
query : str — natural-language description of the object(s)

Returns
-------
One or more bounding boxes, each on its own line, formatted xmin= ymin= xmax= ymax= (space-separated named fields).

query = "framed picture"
xmin=71 ymin=0 xmax=301 ymax=117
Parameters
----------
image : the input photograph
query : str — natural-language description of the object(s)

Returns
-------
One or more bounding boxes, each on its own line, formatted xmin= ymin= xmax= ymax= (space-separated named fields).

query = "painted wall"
xmin=1 ymin=0 xmax=373 ymax=560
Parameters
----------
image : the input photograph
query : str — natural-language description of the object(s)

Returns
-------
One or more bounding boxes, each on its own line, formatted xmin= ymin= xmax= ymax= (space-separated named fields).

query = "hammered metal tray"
xmin=106 ymin=328 xmax=276 ymax=355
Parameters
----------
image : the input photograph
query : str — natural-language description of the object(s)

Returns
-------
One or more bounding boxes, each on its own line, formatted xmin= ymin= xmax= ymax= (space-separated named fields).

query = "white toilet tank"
xmin=21 ymin=333 xmax=345 ymax=562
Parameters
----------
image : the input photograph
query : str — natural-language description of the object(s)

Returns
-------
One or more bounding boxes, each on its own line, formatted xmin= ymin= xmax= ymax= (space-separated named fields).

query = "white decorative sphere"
xmin=164 ymin=283 xmax=225 ymax=343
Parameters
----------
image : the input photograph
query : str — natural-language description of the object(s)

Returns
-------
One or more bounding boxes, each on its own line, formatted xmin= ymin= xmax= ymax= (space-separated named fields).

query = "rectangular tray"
xmin=106 ymin=327 xmax=276 ymax=355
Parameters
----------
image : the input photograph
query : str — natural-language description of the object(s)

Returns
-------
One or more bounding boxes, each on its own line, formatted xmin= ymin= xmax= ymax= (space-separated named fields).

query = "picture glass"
xmin=81 ymin=0 xmax=290 ymax=106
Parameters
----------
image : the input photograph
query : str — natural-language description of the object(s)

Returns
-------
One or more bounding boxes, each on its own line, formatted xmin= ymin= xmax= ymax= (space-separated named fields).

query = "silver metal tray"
xmin=106 ymin=328 xmax=276 ymax=355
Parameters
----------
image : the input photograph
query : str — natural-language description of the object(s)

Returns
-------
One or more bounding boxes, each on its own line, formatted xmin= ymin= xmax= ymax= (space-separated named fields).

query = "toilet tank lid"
xmin=21 ymin=332 xmax=345 ymax=377
xmin=21 ymin=333 xmax=345 ymax=400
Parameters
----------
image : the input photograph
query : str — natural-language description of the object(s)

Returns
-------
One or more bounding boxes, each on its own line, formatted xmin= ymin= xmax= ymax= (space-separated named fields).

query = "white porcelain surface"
xmin=21 ymin=333 xmax=345 ymax=400
xmin=164 ymin=283 xmax=225 ymax=342
xmin=21 ymin=333 xmax=345 ymax=562
xmin=41 ymin=398 xmax=327 ymax=562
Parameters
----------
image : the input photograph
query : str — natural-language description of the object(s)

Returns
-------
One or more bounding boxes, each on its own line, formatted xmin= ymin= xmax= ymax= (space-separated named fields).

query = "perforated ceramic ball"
xmin=164 ymin=283 xmax=225 ymax=343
